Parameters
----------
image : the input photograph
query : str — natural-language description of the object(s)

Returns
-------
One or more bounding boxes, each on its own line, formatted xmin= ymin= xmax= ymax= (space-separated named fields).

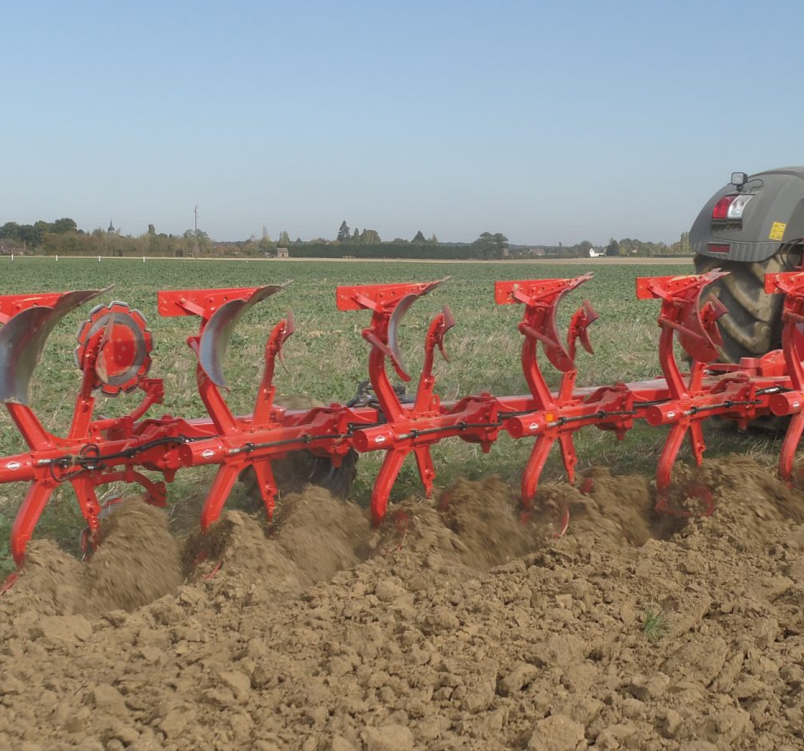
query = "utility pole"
xmin=194 ymin=205 xmax=199 ymax=258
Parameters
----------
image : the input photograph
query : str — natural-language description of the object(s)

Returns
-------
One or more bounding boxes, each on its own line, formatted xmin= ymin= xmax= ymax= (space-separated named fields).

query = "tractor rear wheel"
xmin=694 ymin=244 xmax=802 ymax=362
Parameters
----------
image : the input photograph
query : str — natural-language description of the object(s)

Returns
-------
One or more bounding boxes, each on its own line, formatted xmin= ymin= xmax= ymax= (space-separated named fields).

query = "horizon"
xmin=3 ymin=1 xmax=803 ymax=245
xmin=0 ymin=217 xmax=673 ymax=249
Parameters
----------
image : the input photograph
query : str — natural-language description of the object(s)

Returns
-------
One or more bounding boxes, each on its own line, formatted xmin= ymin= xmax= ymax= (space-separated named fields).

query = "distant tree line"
xmin=333 ymin=221 xmax=440 ymax=247
xmin=506 ymin=235 xmax=689 ymax=259
xmin=0 ymin=218 xmax=78 ymax=247
xmin=0 ymin=218 xmax=217 ymax=257
xmin=278 ymin=243 xmax=480 ymax=260
xmin=0 ymin=216 xmax=692 ymax=259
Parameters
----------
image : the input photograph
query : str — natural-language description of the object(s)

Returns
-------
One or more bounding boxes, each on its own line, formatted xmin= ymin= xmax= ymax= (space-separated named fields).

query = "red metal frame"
xmin=340 ymin=278 xmax=500 ymax=524
xmin=0 ymin=293 xmax=67 ymax=323
xmin=157 ymin=287 xmax=267 ymax=318
xmin=2 ymin=270 xmax=803 ymax=584
xmin=765 ymin=272 xmax=804 ymax=483
xmin=495 ymin=276 xmax=603 ymax=523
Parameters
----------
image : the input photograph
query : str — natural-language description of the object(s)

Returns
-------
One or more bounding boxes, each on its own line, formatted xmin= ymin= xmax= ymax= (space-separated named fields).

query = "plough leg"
xmin=655 ymin=422 xmax=688 ymax=514
xmin=200 ymin=464 xmax=241 ymax=530
xmin=414 ymin=446 xmax=436 ymax=497
xmin=780 ymin=412 xmax=804 ymax=484
xmin=10 ymin=482 xmax=55 ymax=567
xmin=688 ymin=422 xmax=706 ymax=466
xmin=521 ymin=435 xmax=555 ymax=511
xmin=71 ymin=477 xmax=102 ymax=550
xmin=371 ymin=449 xmax=408 ymax=526
xmin=558 ymin=433 xmax=578 ymax=485
xmin=251 ymin=460 xmax=278 ymax=519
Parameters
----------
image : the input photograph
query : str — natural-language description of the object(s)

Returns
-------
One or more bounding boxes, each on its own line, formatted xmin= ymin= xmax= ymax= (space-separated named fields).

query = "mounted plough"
xmin=2 ymin=270 xmax=804 ymax=587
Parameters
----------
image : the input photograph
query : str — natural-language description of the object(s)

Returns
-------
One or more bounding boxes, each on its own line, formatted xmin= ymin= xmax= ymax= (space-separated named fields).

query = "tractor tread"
xmin=694 ymin=248 xmax=802 ymax=362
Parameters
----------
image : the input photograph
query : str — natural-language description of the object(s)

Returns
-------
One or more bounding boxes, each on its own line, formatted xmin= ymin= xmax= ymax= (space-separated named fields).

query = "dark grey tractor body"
xmin=692 ymin=167 xmax=804 ymax=361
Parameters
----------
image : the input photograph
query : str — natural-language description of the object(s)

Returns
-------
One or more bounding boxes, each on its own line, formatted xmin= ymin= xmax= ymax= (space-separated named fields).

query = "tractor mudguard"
xmin=691 ymin=167 xmax=804 ymax=263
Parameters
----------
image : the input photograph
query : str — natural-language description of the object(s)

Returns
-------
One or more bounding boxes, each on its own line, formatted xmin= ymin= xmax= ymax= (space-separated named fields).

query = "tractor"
xmin=691 ymin=167 xmax=804 ymax=362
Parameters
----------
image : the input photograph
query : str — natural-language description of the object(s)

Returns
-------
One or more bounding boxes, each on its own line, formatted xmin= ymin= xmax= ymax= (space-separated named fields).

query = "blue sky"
xmin=3 ymin=0 xmax=803 ymax=245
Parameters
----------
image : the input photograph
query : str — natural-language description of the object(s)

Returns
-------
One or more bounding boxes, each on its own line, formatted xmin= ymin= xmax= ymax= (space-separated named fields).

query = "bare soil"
xmin=1 ymin=456 xmax=804 ymax=751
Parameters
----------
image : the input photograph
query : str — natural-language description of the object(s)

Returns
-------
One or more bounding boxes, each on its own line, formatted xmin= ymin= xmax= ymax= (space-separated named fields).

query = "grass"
xmin=642 ymin=604 xmax=669 ymax=642
xmin=0 ymin=256 xmax=784 ymax=563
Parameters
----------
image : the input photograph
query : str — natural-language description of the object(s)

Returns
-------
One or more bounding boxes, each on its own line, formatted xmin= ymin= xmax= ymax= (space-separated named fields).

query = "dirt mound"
xmin=275 ymin=485 xmax=370 ymax=584
xmin=187 ymin=510 xmax=306 ymax=596
xmin=3 ymin=459 xmax=804 ymax=750
xmin=0 ymin=499 xmax=185 ymax=620
xmin=0 ymin=539 xmax=84 ymax=618
xmin=439 ymin=475 xmax=544 ymax=569
xmin=183 ymin=486 xmax=371 ymax=600
xmin=685 ymin=454 xmax=804 ymax=531
xmin=568 ymin=467 xmax=657 ymax=547
xmin=84 ymin=498 xmax=185 ymax=613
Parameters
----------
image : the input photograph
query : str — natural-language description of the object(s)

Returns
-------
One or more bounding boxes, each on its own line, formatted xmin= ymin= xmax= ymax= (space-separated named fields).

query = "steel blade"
xmin=0 ymin=288 xmax=109 ymax=405
xmin=199 ymin=283 xmax=290 ymax=388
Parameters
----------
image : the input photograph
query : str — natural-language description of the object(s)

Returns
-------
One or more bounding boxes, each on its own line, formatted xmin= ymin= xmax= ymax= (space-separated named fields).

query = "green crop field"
xmin=0 ymin=257 xmax=782 ymax=566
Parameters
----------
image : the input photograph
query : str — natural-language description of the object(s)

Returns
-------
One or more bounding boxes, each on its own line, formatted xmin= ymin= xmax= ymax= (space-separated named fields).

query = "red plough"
xmin=1 ymin=270 xmax=803 ymax=586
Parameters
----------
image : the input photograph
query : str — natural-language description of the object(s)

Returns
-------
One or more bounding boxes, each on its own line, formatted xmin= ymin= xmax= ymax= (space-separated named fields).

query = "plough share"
xmin=3 ymin=270 xmax=804 ymax=586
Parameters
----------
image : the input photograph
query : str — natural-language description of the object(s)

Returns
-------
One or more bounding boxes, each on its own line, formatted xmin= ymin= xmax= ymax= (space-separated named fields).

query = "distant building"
xmin=276 ymin=247 xmax=289 ymax=258
xmin=530 ymin=247 xmax=546 ymax=257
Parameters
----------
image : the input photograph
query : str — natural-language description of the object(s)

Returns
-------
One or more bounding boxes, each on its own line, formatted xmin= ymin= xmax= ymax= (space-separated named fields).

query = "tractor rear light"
xmin=708 ymin=243 xmax=730 ymax=254
xmin=712 ymin=194 xmax=753 ymax=221
xmin=712 ymin=196 xmax=735 ymax=220
xmin=727 ymin=194 xmax=753 ymax=219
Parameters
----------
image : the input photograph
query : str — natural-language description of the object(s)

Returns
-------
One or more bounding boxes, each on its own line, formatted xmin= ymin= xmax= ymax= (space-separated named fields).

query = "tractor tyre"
xmin=693 ymin=243 xmax=802 ymax=362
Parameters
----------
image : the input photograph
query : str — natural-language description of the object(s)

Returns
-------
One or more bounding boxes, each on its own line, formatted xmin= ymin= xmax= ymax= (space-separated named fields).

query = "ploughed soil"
xmin=2 ymin=457 xmax=804 ymax=751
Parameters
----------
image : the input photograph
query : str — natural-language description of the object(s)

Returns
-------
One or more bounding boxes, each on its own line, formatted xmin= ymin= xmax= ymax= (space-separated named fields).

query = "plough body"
xmin=2 ymin=269 xmax=804 ymax=579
